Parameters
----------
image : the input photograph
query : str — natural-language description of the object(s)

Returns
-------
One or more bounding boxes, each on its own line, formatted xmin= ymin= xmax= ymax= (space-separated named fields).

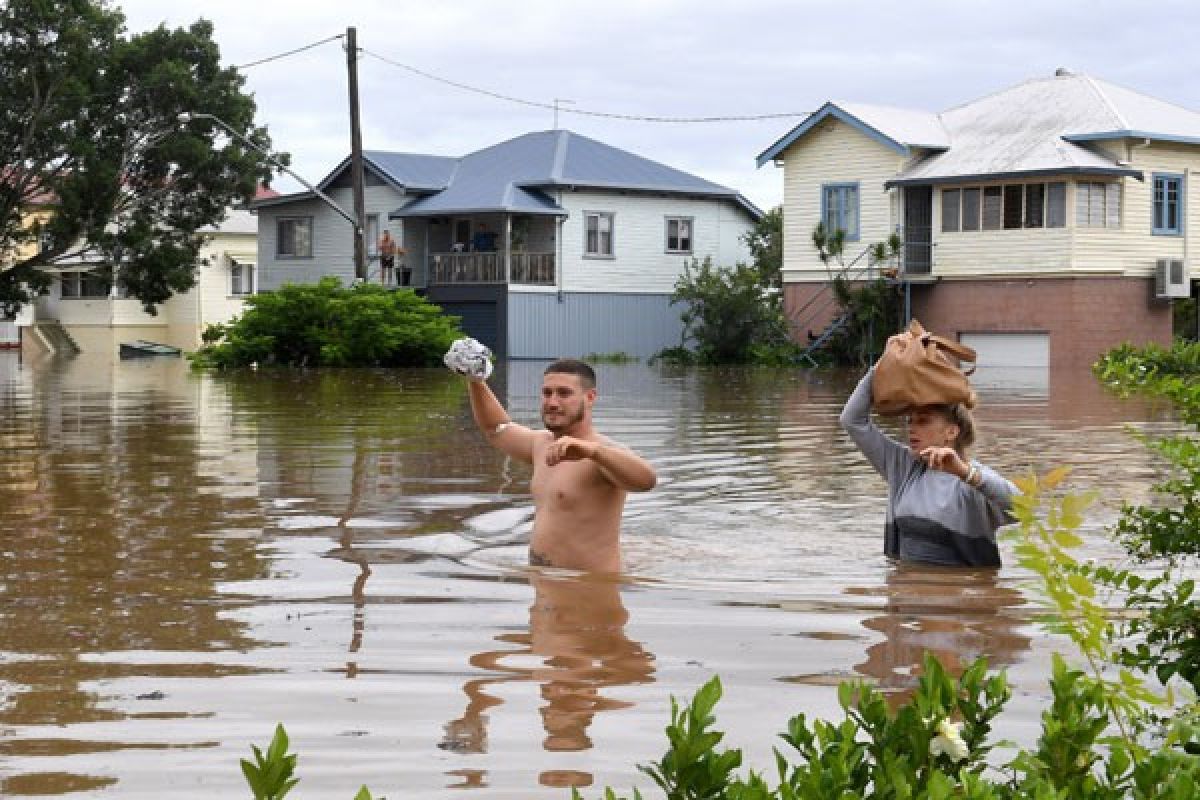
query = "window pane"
xmin=231 ymin=265 xmax=242 ymax=295
xmin=1003 ymin=185 xmax=1023 ymax=229
xmin=1077 ymin=182 xmax=1092 ymax=227
xmin=366 ymin=215 xmax=380 ymax=257
xmin=823 ymin=187 xmax=838 ymax=233
xmin=81 ymin=271 xmax=108 ymax=297
xmin=1047 ymin=183 xmax=1066 ymax=228
xmin=1154 ymin=179 xmax=1166 ymax=230
xmin=1106 ymin=182 xmax=1121 ymax=229
xmin=1166 ymin=178 xmax=1176 ymax=231
xmin=1024 ymin=184 xmax=1045 ymax=228
xmin=1089 ymin=183 xmax=1105 ymax=227
xmin=586 ymin=215 xmax=598 ymax=254
xmin=295 ymin=220 xmax=312 ymax=257
xmin=982 ymin=187 xmax=1002 ymax=230
xmin=61 ymin=272 xmax=78 ymax=298
xmin=278 ymin=219 xmax=294 ymax=255
xmin=843 ymin=187 xmax=859 ymax=239
xmin=941 ymin=189 xmax=960 ymax=232
xmin=961 ymin=188 xmax=980 ymax=231
xmin=679 ymin=219 xmax=691 ymax=252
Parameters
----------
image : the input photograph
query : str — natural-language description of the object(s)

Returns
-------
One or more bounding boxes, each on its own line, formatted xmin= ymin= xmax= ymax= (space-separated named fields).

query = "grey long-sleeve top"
xmin=839 ymin=368 xmax=1018 ymax=567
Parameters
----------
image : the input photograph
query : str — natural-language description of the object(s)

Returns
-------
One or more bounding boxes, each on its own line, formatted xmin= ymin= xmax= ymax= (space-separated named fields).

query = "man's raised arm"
xmin=466 ymin=378 xmax=540 ymax=464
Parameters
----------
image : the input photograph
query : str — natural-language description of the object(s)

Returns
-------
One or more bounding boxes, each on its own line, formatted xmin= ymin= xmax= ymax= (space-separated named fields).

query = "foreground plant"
xmin=1092 ymin=341 xmax=1200 ymax=694
xmin=240 ymin=724 xmax=376 ymax=800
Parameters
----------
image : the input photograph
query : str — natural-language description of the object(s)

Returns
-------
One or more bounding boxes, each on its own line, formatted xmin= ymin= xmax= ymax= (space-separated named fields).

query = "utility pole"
xmin=347 ymin=26 xmax=367 ymax=281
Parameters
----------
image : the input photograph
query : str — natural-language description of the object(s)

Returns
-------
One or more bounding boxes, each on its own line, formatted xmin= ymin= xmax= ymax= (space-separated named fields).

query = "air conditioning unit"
xmin=1155 ymin=258 xmax=1190 ymax=299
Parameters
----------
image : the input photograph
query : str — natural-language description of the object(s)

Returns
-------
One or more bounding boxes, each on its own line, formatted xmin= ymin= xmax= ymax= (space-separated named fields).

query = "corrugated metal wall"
xmin=507 ymin=292 xmax=684 ymax=360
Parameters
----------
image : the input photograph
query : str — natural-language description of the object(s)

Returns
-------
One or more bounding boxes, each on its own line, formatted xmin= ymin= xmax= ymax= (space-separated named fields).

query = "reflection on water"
xmin=0 ymin=352 xmax=1185 ymax=798
xmin=849 ymin=564 xmax=1031 ymax=704
xmin=440 ymin=573 xmax=654 ymax=788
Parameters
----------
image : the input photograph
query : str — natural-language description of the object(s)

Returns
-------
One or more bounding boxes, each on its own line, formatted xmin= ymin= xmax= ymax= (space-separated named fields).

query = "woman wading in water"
xmin=840 ymin=354 xmax=1018 ymax=567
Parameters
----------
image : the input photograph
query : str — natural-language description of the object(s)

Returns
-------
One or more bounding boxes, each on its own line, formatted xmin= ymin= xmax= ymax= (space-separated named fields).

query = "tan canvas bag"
xmin=871 ymin=319 xmax=977 ymax=415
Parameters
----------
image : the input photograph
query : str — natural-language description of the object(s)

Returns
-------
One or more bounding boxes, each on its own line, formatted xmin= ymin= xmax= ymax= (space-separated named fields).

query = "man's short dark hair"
xmin=544 ymin=358 xmax=596 ymax=389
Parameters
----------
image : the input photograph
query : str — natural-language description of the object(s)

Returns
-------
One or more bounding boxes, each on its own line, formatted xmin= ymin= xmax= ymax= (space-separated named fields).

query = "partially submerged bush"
xmin=190 ymin=277 xmax=463 ymax=368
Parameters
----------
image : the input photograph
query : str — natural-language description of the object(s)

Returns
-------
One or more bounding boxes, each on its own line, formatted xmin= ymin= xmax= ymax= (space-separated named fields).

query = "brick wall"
xmin=908 ymin=276 xmax=1172 ymax=369
xmin=784 ymin=282 xmax=844 ymax=341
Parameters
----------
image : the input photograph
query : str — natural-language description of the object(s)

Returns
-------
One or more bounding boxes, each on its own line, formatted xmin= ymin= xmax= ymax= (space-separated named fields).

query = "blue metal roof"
xmin=362 ymin=151 xmax=458 ymax=192
xmin=391 ymin=130 xmax=761 ymax=219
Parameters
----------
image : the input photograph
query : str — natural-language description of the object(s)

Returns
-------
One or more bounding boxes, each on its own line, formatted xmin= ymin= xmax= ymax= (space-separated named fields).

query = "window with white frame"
xmin=231 ymin=260 xmax=255 ymax=296
xmin=276 ymin=216 xmax=313 ymax=257
xmin=584 ymin=212 xmax=614 ymax=257
xmin=821 ymin=183 xmax=859 ymax=240
xmin=366 ymin=214 xmax=380 ymax=257
xmin=665 ymin=217 xmax=693 ymax=254
xmin=60 ymin=270 xmax=111 ymax=298
xmin=1076 ymin=181 xmax=1120 ymax=228
xmin=942 ymin=182 xmax=1066 ymax=232
xmin=1152 ymin=174 xmax=1183 ymax=235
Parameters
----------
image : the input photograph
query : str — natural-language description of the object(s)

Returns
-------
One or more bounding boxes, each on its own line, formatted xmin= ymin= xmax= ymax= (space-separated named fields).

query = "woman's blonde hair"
xmin=930 ymin=389 xmax=977 ymax=454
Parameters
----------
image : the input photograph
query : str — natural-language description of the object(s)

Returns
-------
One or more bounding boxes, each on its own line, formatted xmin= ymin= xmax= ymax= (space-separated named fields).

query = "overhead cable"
xmin=361 ymin=48 xmax=810 ymax=123
xmin=234 ymin=34 xmax=345 ymax=70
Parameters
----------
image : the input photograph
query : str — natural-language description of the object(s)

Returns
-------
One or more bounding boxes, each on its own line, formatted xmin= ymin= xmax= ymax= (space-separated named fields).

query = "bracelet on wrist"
xmin=964 ymin=464 xmax=980 ymax=487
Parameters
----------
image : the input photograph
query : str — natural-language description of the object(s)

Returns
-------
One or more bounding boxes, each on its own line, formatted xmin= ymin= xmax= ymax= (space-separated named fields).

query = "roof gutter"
xmin=884 ymin=165 xmax=1143 ymax=189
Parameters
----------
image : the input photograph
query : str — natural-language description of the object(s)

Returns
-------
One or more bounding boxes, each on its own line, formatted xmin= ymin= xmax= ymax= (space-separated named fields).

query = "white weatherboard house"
xmin=254 ymin=130 xmax=762 ymax=359
xmin=757 ymin=70 xmax=1199 ymax=370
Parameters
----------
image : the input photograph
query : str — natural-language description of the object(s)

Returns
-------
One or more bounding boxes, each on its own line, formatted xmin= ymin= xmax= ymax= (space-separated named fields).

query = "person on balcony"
xmin=839 ymin=353 xmax=1017 ymax=568
xmin=472 ymin=224 xmax=498 ymax=252
xmin=378 ymin=230 xmax=398 ymax=285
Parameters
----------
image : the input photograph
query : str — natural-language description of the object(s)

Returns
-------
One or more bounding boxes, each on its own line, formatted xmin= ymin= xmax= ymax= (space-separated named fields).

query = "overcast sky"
xmin=118 ymin=0 xmax=1200 ymax=211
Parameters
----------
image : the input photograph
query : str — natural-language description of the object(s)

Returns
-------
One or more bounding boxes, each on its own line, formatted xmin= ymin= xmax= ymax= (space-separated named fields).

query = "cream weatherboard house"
xmin=16 ymin=207 xmax=260 ymax=355
xmin=757 ymin=69 xmax=1199 ymax=371
xmin=255 ymin=129 xmax=761 ymax=359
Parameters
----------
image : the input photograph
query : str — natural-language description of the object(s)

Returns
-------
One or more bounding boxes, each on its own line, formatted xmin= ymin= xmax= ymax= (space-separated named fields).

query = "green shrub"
xmin=189 ymin=277 xmax=463 ymax=368
xmin=658 ymin=257 xmax=800 ymax=366
xmin=1092 ymin=340 xmax=1200 ymax=693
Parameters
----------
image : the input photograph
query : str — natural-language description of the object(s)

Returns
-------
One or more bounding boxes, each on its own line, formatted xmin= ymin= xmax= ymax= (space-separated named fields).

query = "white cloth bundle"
xmin=443 ymin=337 xmax=494 ymax=381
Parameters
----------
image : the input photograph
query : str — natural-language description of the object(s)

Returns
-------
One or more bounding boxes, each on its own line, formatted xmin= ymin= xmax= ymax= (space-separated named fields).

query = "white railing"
xmin=428 ymin=251 xmax=556 ymax=285
xmin=510 ymin=252 xmax=555 ymax=285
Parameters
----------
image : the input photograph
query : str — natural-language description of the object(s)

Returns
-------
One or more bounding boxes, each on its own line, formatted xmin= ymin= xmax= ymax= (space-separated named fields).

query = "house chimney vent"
xmin=1055 ymin=67 xmax=1074 ymax=77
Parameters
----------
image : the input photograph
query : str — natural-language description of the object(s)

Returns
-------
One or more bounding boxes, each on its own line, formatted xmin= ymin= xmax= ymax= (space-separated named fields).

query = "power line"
xmin=234 ymin=34 xmax=345 ymax=70
xmin=360 ymin=48 xmax=810 ymax=123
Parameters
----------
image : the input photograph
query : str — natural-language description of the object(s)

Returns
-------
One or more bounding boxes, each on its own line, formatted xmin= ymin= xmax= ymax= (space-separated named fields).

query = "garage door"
xmin=959 ymin=333 xmax=1049 ymax=369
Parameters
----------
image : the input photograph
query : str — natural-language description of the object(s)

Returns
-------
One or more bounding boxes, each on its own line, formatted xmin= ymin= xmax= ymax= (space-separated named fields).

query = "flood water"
xmin=0 ymin=351 xmax=1185 ymax=798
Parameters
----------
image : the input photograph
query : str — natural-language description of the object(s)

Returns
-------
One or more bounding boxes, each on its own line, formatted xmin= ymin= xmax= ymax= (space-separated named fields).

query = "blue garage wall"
xmin=507 ymin=291 xmax=685 ymax=360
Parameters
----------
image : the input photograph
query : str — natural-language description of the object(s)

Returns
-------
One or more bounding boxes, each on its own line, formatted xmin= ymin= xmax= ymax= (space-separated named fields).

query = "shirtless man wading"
xmin=463 ymin=358 xmax=657 ymax=572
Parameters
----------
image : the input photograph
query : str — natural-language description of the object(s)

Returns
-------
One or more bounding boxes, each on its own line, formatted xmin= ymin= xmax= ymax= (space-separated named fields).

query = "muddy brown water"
xmin=0 ymin=351 xmax=1185 ymax=797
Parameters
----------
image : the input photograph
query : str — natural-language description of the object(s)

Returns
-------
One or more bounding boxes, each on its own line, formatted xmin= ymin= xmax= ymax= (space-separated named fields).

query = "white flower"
xmin=929 ymin=718 xmax=969 ymax=763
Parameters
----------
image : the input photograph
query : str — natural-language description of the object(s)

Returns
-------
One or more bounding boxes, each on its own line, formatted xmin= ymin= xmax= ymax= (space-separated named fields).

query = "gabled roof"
xmin=756 ymin=101 xmax=950 ymax=166
xmin=394 ymin=130 xmax=762 ymax=219
xmin=759 ymin=72 xmax=1200 ymax=186
xmin=251 ymin=151 xmax=459 ymax=209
